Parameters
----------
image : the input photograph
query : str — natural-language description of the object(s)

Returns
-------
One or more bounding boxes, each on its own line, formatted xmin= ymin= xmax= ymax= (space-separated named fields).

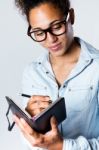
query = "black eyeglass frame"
xmin=27 ymin=11 xmax=70 ymax=42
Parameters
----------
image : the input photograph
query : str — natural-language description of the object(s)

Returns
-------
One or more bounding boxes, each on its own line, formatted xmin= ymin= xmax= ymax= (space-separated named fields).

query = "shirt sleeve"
xmin=21 ymin=64 xmax=48 ymax=150
xmin=62 ymin=136 xmax=99 ymax=150
xmin=21 ymin=64 xmax=99 ymax=150
xmin=63 ymin=84 xmax=99 ymax=150
xmin=21 ymin=64 xmax=35 ymax=108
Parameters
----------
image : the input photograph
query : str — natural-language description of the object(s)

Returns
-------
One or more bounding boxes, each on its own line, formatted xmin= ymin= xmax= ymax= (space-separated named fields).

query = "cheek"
xmin=62 ymin=25 xmax=74 ymax=47
xmin=58 ymin=33 xmax=68 ymax=47
xmin=40 ymin=41 xmax=48 ymax=49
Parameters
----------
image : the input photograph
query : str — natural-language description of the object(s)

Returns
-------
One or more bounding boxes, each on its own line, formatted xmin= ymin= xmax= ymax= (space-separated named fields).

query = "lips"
xmin=48 ymin=43 xmax=62 ymax=52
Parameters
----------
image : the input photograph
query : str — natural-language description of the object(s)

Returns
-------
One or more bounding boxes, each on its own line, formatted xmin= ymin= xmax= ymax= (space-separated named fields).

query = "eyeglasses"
xmin=27 ymin=12 xmax=69 ymax=42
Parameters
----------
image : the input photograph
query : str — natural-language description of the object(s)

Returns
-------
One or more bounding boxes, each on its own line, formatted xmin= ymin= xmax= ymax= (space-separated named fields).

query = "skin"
xmin=14 ymin=2 xmax=81 ymax=150
xmin=29 ymin=3 xmax=74 ymax=58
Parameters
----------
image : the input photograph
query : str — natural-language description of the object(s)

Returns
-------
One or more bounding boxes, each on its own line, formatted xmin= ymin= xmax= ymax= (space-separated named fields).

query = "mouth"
xmin=48 ymin=43 xmax=62 ymax=52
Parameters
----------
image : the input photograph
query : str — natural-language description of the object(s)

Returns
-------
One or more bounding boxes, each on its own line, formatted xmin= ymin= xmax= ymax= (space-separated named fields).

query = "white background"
xmin=0 ymin=0 xmax=99 ymax=150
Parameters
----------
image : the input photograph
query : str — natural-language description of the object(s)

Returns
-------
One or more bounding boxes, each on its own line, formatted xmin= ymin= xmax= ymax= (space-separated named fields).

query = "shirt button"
xmin=90 ymin=86 xmax=93 ymax=90
xmin=68 ymin=88 xmax=71 ymax=91
xmin=63 ymin=85 xmax=66 ymax=88
xmin=46 ymin=71 xmax=49 ymax=74
xmin=44 ymin=86 xmax=47 ymax=90
xmin=38 ymin=62 xmax=41 ymax=64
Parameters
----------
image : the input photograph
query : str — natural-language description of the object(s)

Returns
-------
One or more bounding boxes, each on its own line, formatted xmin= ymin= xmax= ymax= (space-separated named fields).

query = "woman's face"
xmin=29 ymin=3 xmax=74 ymax=57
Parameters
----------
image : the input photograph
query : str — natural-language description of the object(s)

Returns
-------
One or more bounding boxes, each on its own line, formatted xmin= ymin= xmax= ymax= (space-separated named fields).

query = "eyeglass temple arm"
xmin=27 ymin=25 xmax=31 ymax=36
xmin=6 ymin=105 xmax=15 ymax=131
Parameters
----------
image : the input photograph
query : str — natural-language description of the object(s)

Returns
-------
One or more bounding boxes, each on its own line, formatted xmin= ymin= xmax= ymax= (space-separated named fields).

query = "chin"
xmin=49 ymin=49 xmax=67 ymax=57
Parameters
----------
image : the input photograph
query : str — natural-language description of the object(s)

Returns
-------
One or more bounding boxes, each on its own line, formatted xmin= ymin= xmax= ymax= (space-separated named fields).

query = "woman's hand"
xmin=25 ymin=95 xmax=52 ymax=116
xmin=13 ymin=115 xmax=63 ymax=150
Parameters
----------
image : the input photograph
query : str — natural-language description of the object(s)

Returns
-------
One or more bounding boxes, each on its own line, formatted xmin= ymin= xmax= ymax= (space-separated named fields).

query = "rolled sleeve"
xmin=62 ymin=136 xmax=99 ymax=150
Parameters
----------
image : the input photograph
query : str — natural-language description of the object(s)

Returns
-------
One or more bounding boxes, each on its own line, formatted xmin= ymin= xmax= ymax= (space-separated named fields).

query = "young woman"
xmin=14 ymin=0 xmax=99 ymax=149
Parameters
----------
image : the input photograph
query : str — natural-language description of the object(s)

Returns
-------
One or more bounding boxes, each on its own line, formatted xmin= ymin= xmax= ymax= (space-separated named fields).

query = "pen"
xmin=21 ymin=94 xmax=31 ymax=98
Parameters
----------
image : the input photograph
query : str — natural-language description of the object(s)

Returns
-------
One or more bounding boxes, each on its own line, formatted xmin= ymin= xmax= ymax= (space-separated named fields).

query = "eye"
xmin=53 ymin=24 xmax=62 ymax=29
xmin=52 ymin=22 xmax=63 ymax=30
xmin=34 ymin=30 xmax=45 ymax=36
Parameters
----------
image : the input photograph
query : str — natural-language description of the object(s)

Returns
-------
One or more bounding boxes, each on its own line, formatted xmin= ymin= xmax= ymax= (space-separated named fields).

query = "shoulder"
xmin=85 ymin=41 xmax=99 ymax=68
xmin=85 ymin=41 xmax=99 ymax=66
xmin=85 ymin=42 xmax=99 ymax=55
xmin=82 ymin=39 xmax=99 ymax=59
xmin=78 ymin=37 xmax=99 ymax=62
xmin=23 ymin=51 xmax=49 ymax=74
xmin=77 ymin=37 xmax=99 ymax=71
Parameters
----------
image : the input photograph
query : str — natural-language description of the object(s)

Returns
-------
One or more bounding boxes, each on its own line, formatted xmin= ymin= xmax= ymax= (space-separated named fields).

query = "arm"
xmin=21 ymin=64 xmax=99 ymax=149
xmin=15 ymin=90 xmax=99 ymax=150
xmin=63 ymin=136 xmax=99 ymax=150
xmin=13 ymin=115 xmax=99 ymax=150
xmin=63 ymin=85 xmax=99 ymax=150
xmin=13 ymin=115 xmax=63 ymax=150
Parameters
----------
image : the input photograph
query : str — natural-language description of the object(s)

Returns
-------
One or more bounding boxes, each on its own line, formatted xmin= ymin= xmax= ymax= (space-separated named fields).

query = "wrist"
xmin=48 ymin=138 xmax=63 ymax=150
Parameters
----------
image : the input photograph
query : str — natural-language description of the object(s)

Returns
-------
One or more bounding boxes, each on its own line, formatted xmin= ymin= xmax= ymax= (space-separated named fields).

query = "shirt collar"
xmin=78 ymin=37 xmax=99 ymax=60
xmin=35 ymin=37 xmax=99 ymax=66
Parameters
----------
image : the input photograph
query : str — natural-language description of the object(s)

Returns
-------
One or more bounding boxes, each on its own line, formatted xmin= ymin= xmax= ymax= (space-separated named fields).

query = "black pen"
xmin=21 ymin=94 xmax=31 ymax=98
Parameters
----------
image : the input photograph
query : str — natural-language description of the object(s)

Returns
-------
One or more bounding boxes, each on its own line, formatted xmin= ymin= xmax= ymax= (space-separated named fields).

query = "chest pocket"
xmin=31 ymin=84 xmax=48 ymax=96
xmin=67 ymin=84 xmax=93 ymax=112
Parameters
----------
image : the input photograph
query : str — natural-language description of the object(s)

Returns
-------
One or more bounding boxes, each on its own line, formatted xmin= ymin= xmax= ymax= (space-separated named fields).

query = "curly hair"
xmin=15 ymin=0 xmax=70 ymax=21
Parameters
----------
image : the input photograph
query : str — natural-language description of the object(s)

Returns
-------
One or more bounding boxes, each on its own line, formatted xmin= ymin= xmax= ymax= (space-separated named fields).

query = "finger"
xmin=31 ymin=108 xmax=45 ymax=116
xmin=20 ymin=118 xmax=36 ymax=135
xmin=26 ymin=95 xmax=51 ymax=110
xmin=13 ymin=115 xmax=41 ymax=147
xmin=50 ymin=116 xmax=58 ymax=131
xmin=25 ymin=108 xmax=42 ymax=117
xmin=19 ymin=120 xmax=45 ymax=148
xmin=13 ymin=115 xmax=23 ymax=129
xmin=26 ymin=100 xmax=51 ymax=110
xmin=13 ymin=115 xmax=35 ymax=135
xmin=25 ymin=104 xmax=45 ymax=116
xmin=26 ymin=98 xmax=52 ymax=116
xmin=29 ymin=95 xmax=50 ymax=103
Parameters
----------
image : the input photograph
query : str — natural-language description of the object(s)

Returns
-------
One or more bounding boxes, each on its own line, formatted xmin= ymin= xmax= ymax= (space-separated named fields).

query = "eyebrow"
xmin=31 ymin=18 xmax=65 ymax=32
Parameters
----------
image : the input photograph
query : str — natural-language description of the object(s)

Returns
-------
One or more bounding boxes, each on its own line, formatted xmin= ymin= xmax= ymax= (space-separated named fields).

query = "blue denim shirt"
xmin=22 ymin=38 xmax=99 ymax=150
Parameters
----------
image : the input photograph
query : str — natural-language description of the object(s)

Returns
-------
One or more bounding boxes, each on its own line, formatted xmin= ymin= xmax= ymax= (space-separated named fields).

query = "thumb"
xmin=50 ymin=116 xmax=58 ymax=131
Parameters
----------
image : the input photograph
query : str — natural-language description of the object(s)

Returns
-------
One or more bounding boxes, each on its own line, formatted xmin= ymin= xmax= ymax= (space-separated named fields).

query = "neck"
xmin=49 ymin=38 xmax=81 ymax=65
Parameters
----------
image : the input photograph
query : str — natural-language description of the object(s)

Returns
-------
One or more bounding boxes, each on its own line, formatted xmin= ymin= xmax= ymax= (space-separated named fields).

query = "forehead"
xmin=29 ymin=3 xmax=64 ymax=28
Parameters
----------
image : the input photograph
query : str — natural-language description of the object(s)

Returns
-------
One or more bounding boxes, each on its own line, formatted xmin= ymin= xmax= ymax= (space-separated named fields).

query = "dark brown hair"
xmin=15 ymin=0 xmax=70 ymax=21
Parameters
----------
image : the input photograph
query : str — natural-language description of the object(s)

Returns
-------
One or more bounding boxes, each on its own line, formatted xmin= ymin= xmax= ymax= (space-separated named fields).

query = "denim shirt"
xmin=22 ymin=38 xmax=99 ymax=150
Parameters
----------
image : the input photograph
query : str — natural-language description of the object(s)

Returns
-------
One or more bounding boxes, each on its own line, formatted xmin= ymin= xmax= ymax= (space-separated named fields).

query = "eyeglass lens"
xmin=28 ymin=12 xmax=69 ymax=42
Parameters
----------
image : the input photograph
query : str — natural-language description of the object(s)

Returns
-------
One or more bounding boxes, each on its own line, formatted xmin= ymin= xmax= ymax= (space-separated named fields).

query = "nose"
xmin=46 ymin=32 xmax=58 ymax=43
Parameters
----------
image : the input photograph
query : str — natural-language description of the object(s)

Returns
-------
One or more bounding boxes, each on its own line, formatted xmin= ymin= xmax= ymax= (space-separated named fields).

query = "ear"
xmin=69 ymin=8 xmax=75 ymax=25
